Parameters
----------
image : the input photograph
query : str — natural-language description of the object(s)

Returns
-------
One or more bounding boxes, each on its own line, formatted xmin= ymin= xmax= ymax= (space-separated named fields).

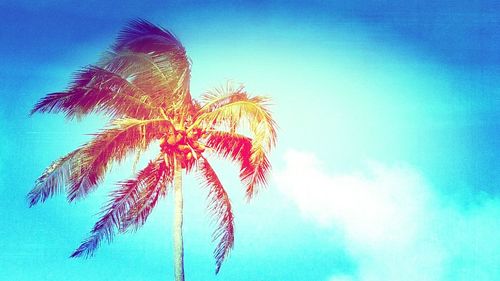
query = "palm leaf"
xmin=206 ymin=131 xmax=270 ymax=198
xmin=113 ymin=19 xmax=186 ymax=59
xmin=31 ymin=66 xmax=158 ymax=119
xmin=110 ymin=19 xmax=191 ymax=107
xmin=98 ymin=50 xmax=190 ymax=109
xmin=67 ymin=118 xmax=172 ymax=201
xmin=196 ymin=156 xmax=234 ymax=274
xmin=27 ymin=149 xmax=82 ymax=207
xmin=32 ymin=19 xmax=191 ymax=120
xmin=120 ymin=154 xmax=175 ymax=232
xmin=199 ymin=82 xmax=247 ymax=112
xmin=195 ymin=86 xmax=277 ymax=151
xmin=70 ymin=158 xmax=166 ymax=258
xmin=195 ymin=89 xmax=275 ymax=199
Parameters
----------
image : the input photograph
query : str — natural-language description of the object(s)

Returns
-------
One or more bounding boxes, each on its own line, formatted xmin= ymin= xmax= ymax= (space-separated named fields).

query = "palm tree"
xmin=28 ymin=19 xmax=276 ymax=280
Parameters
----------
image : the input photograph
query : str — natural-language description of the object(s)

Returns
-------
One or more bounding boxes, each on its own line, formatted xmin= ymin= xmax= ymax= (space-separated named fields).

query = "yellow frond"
xmin=194 ymin=86 xmax=277 ymax=152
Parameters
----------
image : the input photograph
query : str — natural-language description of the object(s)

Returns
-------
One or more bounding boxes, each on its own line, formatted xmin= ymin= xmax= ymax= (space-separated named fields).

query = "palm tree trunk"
xmin=173 ymin=162 xmax=184 ymax=281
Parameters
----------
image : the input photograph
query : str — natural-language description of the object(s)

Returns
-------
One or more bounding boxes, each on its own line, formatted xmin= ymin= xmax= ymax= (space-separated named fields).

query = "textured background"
xmin=1 ymin=1 xmax=499 ymax=280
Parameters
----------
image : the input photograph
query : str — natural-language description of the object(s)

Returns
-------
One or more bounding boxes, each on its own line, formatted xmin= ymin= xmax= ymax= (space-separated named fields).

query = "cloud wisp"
xmin=275 ymin=149 xmax=500 ymax=281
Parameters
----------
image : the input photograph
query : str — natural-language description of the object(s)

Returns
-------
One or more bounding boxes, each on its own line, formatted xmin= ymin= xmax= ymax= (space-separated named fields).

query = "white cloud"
xmin=275 ymin=149 xmax=500 ymax=281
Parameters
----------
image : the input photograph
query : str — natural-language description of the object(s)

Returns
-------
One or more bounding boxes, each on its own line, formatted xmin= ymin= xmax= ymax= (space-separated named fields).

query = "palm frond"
xmin=195 ymin=88 xmax=275 ymax=198
xmin=110 ymin=19 xmax=191 ymax=107
xmin=195 ymin=86 xmax=277 ymax=151
xmin=120 ymin=154 xmax=175 ymax=232
xmin=200 ymin=82 xmax=247 ymax=112
xmin=31 ymin=19 xmax=192 ymax=120
xmin=67 ymin=118 xmax=172 ymax=201
xmin=196 ymin=156 xmax=234 ymax=274
xmin=243 ymin=149 xmax=270 ymax=199
xmin=70 ymin=158 xmax=166 ymax=258
xmin=27 ymin=149 xmax=81 ymax=207
xmin=30 ymin=66 xmax=158 ymax=119
xmin=30 ymin=92 xmax=72 ymax=115
xmin=98 ymin=50 xmax=190 ymax=109
xmin=206 ymin=131 xmax=271 ymax=199
xmin=113 ymin=19 xmax=185 ymax=58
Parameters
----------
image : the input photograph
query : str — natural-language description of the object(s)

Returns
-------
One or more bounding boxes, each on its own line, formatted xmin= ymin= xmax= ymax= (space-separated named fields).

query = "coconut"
xmin=177 ymin=144 xmax=190 ymax=152
xmin=175 ymin=133 xmax=183 ymax=143
xmin=196 ymin=143 xmax=206 ymax=153
xmin=167 ymin=135 xmax=176 ymax=145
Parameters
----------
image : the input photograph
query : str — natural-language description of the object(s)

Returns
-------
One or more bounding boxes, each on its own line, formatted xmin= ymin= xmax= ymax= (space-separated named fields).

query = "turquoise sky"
xmin=1 ymin=1 xmax=499 ymax=280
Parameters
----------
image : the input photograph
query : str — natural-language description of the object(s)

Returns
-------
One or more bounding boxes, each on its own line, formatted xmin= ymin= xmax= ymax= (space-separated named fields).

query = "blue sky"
xmin=1 ymin=1 xmax=500 ymax=280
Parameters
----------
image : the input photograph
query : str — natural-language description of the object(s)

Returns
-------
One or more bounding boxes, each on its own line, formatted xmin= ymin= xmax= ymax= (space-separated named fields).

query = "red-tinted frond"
xmin=30 ymin=66 xmax=158 ymax=119
xmin=67 ymin=118 xmax=172 ymax=201
xmin=196 ymin=156 xmax=234 ymax=274
xmin=30 ymin=92 xmax=72 ymax=115
xmin=32 ymin=19 xmax=192 ymax=120
xmin=243 ymin=151 xmax=270 ymax=199
xmin=206 ymin=131 xmax=252 ymax=161
xmin=27 ymin=149 xmax=81 ymax=207
xmin=70 ymin=158 xmax=166 ymax=258
xmin=114 ymin=19 xmax=185 ymax=58
xmin=98 ymin=51 xmax=190 ymax=110
xmin=110 ymin=19 xmax=191 ymax=105
xmin=120 ymin=155 xmax=175 ymax=232
xmin=206 ymin=131 xmax=271 ymax=199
